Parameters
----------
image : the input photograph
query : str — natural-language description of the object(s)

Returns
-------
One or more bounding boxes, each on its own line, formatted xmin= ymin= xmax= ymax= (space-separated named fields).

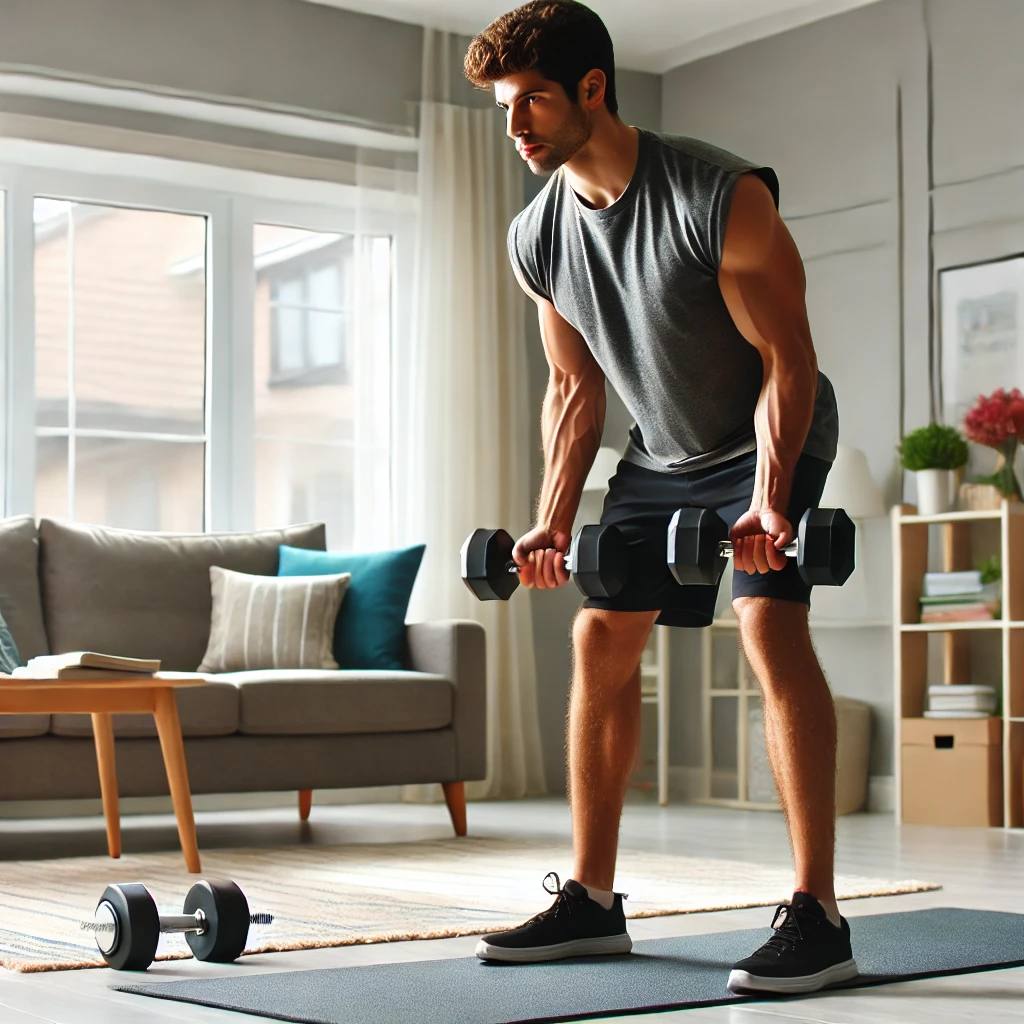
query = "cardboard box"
xmin=902 ymin=717 xmax=1002 ymax=826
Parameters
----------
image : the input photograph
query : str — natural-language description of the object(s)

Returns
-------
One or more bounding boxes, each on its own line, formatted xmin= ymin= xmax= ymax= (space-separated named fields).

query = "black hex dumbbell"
xmin=84 ymin=880 xmax=273 ymax=971
xmin=461 ymin=523 xmax=628 ymax=601
xmin=667 ymin=506 xmax=856 ymax=587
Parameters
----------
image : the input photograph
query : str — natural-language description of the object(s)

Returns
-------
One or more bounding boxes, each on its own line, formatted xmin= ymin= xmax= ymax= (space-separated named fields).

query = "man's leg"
xmin=569 ymin=607 xmax=660 ymax=891
xmin=726 ymin=595 xmax=855 ymax=995
xmin=733 ymin=595 xmax=838 ymax=915
xmin=475 ymin=605 xmax=659 ymax=963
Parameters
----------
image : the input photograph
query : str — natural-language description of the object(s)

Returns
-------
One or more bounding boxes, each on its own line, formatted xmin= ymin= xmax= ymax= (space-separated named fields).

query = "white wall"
xmin=0 ymin=0 xmax=424 ymax=128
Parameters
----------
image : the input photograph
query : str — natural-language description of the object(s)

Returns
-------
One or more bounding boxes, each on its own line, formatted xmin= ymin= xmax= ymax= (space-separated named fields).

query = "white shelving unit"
xmin=639 ymin=624 xmax=670 ymax=806
xmin=892 ymin=501 xmax=1024 ymax=829
xmin=701 ymin=614 xmax=888 ymax=810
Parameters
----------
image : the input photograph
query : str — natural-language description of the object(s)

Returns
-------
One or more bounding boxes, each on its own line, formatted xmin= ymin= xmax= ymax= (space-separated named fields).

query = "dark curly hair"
xmin=464 ymin=1 xmax=618 ymax=115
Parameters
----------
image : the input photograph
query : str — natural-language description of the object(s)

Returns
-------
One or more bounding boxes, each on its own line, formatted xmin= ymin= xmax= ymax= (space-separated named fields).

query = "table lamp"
xmin=816 ymin=444 xmax=885 ymax=618
xmin=820 ymin=445 xmax=885 ymax=519
xmin=583 ymin=446 xmax=623 ymax=493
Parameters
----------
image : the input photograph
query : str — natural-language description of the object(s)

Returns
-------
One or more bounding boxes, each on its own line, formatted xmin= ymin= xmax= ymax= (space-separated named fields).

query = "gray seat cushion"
xmin=225 ymin=670 xmax=453 ymax=736
xmin=0 ymin=715 xmax=51 ymax=739
xmin=38 ymin=519 xmax=326 ymax=671
xmin=49 ymin=678 xmax=239 ymax=738
xmin=0 ymin=515 xmax=49 ymax=661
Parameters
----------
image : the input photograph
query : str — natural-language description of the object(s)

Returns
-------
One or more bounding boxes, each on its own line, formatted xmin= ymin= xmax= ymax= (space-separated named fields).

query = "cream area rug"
xmin=0 ymin=837 xmax=939 ymax=972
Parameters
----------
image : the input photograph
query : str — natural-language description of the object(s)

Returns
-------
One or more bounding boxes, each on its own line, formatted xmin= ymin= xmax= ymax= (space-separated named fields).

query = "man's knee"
xmin=732 ymin=596 xmax=810 ymax=640
xmin=571 ymin=608 xmax=656 ymax=676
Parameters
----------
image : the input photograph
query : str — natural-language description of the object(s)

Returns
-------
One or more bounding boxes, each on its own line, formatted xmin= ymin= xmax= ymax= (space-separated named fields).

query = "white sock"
xmin=821 ymin=899 xmax=841 ymax=928
xmin=584 ymin=885 xmax=615 ymax=910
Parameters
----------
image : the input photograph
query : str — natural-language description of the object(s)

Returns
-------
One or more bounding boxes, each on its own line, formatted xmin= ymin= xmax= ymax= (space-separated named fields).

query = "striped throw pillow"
xmin=198 ymin=567 xmax=351 ymax=673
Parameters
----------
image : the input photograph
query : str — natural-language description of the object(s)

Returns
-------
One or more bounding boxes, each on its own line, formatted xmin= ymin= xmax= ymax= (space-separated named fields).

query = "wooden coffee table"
xmin=0 ymin=673 xmax=205 ymax=872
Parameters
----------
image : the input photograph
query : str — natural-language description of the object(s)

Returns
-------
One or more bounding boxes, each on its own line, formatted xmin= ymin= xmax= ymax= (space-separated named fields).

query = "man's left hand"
xmin=730 ymin=509 xmax=793 ymax=575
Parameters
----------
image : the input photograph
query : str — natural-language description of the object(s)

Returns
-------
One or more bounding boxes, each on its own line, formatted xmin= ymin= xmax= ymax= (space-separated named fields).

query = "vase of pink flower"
xmin=963 ymin=388 xmax=1024 ymax=501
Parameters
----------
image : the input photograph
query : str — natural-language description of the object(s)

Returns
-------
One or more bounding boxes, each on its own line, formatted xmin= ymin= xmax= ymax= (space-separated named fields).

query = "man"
xmin=463 ymin=0 xmax=852 ymax=996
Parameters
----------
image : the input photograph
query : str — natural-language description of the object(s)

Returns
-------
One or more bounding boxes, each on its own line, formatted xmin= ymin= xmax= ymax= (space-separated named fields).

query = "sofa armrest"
xmin=406 ymin=619 xmax=486 ymax=782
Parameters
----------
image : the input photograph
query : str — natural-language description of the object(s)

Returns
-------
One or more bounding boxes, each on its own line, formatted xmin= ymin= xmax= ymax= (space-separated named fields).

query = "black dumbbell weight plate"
xmin=570 ymin=524 xmax=627 ymax=598
xmin=667 ymin=508 xmax=730 ymax=586
xmin=461 ymin=529 xmax=519 ymax=601
xmin=95 ymin=883 xmax=160 ymax=971
xmin=796 ymin=507 xmax=856 ymax=587
xmin=183 ymin=879 xmax=250 ymax=963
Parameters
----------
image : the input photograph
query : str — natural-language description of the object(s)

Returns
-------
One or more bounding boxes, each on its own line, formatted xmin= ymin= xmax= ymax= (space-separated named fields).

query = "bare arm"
xmin=535 ymin=297 xmax=607 ymax=536
xmin=514 ymin=270 xmax=606 ymax=587
xmin=718 ymin=173 xmax=818 ymax=571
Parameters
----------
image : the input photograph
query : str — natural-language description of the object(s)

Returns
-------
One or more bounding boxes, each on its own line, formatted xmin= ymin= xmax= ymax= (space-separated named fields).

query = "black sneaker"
xmin=727 ymin=892 xmax=859 ymax=995
xmin=475 ymin=872 xmax=632 ymax=963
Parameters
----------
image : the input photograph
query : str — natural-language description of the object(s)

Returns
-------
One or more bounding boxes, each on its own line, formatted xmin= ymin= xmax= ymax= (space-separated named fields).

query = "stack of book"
xmin=12 ymin=652 xmax=161 ymax=680
xmin=920 ymin=570 xmax=1000 ymax=623
xmin=924 ymin=684 xmax=998 ymax=718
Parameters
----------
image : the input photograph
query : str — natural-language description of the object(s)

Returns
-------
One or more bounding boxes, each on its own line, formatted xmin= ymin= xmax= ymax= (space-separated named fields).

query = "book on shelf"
xmin=919 ymin=582 xmax=1000 ymax=623
xmin=926 ymin=684 xmax=997 ymax=714
xmin=919 ymin=604 xmax=997 ymax=623
xmin=12 ymin=651 xmax=161 ymax=679
xmin=928 ymin=695 xmax=997 ymax=712
xmin=922 ymin=710 xmax=995 ymax=719
xmin=920 ymin=582 xmax=1000 ymax=606
xmin=923 ymin=570 xmax=984 ymax=598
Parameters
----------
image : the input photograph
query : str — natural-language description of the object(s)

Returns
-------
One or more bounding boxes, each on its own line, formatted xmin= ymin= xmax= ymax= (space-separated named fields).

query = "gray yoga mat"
xmin=117 ymin=908 xmax=1024 ymax=1024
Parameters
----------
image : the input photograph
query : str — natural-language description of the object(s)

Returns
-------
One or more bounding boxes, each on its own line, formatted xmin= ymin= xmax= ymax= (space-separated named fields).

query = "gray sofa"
xmin=0 ymin=516 xmax=486 ymax=833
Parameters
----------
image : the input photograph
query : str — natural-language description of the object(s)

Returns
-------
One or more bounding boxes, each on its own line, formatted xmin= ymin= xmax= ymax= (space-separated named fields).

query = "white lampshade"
xmin=819 ymin=445 xmax=886 ymax=519
xmin=583 ymin=446 xmax=623 ymax=493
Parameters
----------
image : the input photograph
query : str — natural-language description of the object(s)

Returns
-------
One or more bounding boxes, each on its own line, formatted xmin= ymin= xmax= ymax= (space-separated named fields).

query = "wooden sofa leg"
xmin=298 ymin=789 xmax=312 ymax=822
xmin=442 ymin=781 xmax=467 ymax=837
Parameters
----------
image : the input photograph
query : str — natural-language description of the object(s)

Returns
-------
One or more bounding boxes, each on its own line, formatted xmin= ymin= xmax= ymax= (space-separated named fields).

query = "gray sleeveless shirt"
xmin=509 ymin=129 xmax=839 ymax=474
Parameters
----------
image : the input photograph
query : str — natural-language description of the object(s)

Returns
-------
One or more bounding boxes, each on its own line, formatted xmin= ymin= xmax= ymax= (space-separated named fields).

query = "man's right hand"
xmin=512 ymin=526 xmax=572 ymax=589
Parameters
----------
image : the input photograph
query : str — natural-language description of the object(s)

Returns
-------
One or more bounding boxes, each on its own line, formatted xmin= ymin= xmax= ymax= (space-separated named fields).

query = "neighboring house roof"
xmin=169 ymin=231 xmax=343 ymax=277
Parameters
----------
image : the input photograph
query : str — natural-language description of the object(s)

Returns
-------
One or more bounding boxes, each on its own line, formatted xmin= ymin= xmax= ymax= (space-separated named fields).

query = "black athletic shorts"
xmin=583 ymin=449 xmax=833 ymax=628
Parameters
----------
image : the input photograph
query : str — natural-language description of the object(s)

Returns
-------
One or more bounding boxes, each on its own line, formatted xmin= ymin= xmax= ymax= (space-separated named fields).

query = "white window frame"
xmin=0 ymin=142 xmax=414 ymax=542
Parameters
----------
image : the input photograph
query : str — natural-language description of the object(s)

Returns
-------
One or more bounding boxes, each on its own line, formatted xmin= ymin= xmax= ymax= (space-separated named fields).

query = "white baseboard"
xmin=669 ymin=767 xmax=896 ymax=816
xmin=0 ymin=786 xmax=404 ymax=820
xmin=667 ymin=766 xmax=743 ymax=802
xmin=867 ymin=775 xmax=894 ymax=813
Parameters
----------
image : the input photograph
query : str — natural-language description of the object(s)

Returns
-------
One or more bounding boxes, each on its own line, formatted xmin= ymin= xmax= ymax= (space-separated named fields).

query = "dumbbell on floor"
xmin=461 ymin=524 xmax=628 ymax=601
xmin=83 ymin=879 xmax=273 ymax=970
xmin=667 ymin=506 xmax=855 ymax=587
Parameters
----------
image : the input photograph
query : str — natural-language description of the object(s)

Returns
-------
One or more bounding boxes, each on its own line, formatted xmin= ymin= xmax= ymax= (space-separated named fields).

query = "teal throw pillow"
xmin=0 ymin=610 xmax=21 ymax=674
xmin=278 ymin=544 xmax=426 ymax=670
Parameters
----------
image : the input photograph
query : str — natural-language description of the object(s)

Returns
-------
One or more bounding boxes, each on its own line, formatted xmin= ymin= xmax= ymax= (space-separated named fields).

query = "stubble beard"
xmin=526 ymin=106 xmax=592 ymax=175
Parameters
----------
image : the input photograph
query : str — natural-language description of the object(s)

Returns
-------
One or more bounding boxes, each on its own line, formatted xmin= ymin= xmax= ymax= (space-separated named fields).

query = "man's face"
xmin=495 ymin=70 xmax=591 ymax=175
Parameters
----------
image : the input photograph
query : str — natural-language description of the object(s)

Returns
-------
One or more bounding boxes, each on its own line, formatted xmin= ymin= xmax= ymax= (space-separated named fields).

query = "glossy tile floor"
xmin=1 ymin=796 xmax=1022 ymax=1022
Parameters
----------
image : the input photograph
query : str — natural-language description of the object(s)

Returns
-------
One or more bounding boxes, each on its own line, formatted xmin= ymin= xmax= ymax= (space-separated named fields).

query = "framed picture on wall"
xmin=939 ymin=254 xmax=1024 ymax=429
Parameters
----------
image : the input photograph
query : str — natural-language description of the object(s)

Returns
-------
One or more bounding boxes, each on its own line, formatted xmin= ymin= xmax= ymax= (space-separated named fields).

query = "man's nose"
xmin=507 ymin=107 xmax=527 ymax=140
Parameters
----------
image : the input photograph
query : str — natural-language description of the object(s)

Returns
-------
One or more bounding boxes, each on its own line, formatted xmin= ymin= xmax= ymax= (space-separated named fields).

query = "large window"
xmin=266 ymin=234 xmax=352 ymax=386
xmin=253 ymin=226 xmax=392 ymax=553
xmin=0 ymin=161 xmax=405 ymax=550
xmin=34 ymin=200 xmax=208 ymax=531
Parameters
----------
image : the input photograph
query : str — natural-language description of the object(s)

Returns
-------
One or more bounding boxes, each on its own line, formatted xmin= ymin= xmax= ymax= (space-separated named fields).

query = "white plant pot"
xmin=916 ymin=468 xmax=954 ymax=516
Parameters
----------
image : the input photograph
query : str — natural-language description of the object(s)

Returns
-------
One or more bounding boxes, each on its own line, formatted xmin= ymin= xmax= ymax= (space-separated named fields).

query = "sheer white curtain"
xmin=393 ymin=31 xmax=546 ymax=800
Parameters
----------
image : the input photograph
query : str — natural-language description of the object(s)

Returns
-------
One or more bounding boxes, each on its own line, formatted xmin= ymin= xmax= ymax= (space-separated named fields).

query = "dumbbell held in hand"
xmin=461 ymin=524 xmax=628 ymax=601
xmin=667 ymin=506 xmax=855 ymax=587
xmin=83 ymin=880 xmax=273 ymax=970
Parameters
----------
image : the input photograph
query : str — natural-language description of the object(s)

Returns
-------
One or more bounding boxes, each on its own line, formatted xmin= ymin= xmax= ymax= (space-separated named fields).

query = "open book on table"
xmin=12 ymin=652 xmax=161 ymax=680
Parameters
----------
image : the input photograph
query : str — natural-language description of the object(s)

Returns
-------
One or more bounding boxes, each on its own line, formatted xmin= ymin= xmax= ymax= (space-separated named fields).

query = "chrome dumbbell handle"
xmin=82 ymin=906 xmax=273 ymax=936
xmin=719 ymin=539 xmax=799 ymax=559
xmin=82 ymin=901 xmax=273 ymax=956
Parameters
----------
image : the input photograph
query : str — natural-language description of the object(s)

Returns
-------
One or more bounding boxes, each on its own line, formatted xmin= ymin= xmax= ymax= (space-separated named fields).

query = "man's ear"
xmin=579 ymin=69 xmax=606 ymax=110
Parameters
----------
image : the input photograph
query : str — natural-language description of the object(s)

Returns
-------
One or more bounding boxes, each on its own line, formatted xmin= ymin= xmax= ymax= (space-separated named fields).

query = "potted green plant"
xmin=897 ymin=423 xmax=969 ymax=515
